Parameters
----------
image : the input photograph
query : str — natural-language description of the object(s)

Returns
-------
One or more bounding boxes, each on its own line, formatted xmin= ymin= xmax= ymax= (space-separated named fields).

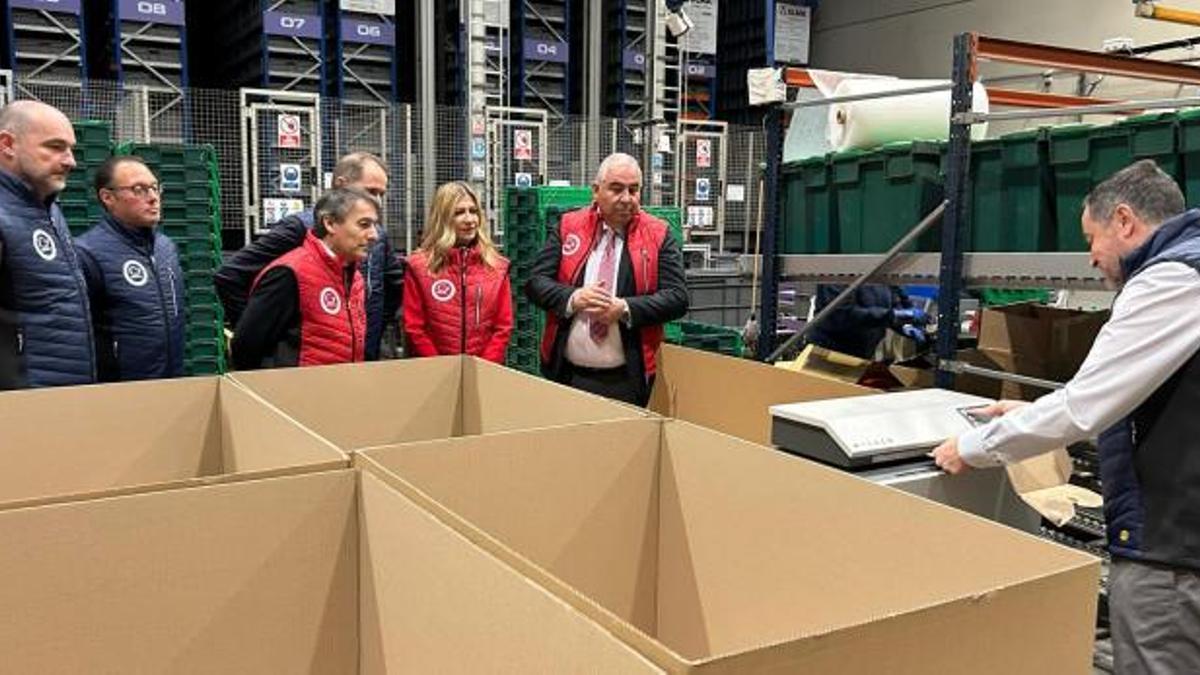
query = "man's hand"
xmin=588 ymin=296 xmax=628 ymax=326
xmin=931 ymin=437 xmax=969 ymax=474
xmin=570 ymin=283 xmax=614 ymax=314
xmin=973 ymin=399 xmax=1028 ymax=418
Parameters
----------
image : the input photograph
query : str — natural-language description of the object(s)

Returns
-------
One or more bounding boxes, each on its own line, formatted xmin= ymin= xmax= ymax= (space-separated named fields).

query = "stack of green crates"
xmin=114 ymin=142 xmax=226 ymax=376
xmin=968 ymin=128 xmax=1055 ymax=252
xmin=1048 ymin=112 xmax=1181 ymax=251
xmin=781 ymin=154 xmax=837 ymax=254
xmin=829 ymin=140 xmax=944 ymax=253
xmin=501 ymin=186 xmax=684 ymax=375
xmin=666 ymin=320 xmax=744 ymax=357
xmin=60 ymin=121 xmax=112 ymax=236
xmin=1178 ymin=109 xmax=1200 ymax=208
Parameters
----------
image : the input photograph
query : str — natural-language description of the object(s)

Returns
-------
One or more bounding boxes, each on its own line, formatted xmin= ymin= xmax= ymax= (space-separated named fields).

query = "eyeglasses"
xmin=108 ymin=183 xmax=161 ymax=198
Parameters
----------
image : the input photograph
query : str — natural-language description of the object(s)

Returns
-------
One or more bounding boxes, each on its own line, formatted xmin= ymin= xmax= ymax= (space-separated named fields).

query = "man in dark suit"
xmin=525 ymin=152 xmax=688 ymax=405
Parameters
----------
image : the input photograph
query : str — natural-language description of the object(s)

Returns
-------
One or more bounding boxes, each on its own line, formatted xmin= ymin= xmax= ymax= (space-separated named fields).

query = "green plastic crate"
xmin=669 ymin=321 xmax=744 ymax=358
xmin=1049 ymin=114 xmax=1181 ymax=251
xmin=969 ymin=128 xmax=1055 ymax=252
xmin=830 ymin=141 xmax=943 ymax=254
xmin=1178 ymin=108 xmax=1200 ymax=208
xmin=781 ymin=154 xmax=836 ymax=254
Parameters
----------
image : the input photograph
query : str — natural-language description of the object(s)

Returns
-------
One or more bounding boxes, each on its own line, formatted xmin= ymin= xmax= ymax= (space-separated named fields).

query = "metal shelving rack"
xmin=511 ymin=1 xmax=572 ymax=126
xmin=753 ymin=35 xmax=1200 ymax=386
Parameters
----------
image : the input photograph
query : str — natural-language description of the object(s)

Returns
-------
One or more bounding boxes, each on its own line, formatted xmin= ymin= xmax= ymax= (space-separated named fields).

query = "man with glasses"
xmin=0 ymin=100 xmax=96 ymax=389
xmin=75 ymin=156 xmax=185 ymax=381
xmin=215 ymin=152 xmax=403 ymax=361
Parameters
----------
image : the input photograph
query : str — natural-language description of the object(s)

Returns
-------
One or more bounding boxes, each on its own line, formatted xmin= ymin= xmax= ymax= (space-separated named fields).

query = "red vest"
xmin=257 ymin=231 xmax=366 ymax=366
xmin=403 ymin=246 xmax=513 ymax=363
xmin=540 ymin=207 xmax=667 ymax=376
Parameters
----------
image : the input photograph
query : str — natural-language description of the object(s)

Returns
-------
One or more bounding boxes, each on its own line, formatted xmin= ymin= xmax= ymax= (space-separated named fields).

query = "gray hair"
xmin=313 ymin=186 xmax=380 ymax=237
xmin=593 ymin=152 xmax=642 ymax=186
xmin=1084 ymin=159 xmax=1185 ymax=227
xmin=333 ymin=151 xmax=388 ymax=183
xmin=0 ymin=100 xmax=66 ymax=136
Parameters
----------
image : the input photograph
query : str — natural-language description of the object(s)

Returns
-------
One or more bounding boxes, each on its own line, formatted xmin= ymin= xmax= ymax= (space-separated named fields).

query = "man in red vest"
xmin=231 ymin=187 xmax=379 ymax=369
xmin=526 ymin=152 xmax=688 ymax=405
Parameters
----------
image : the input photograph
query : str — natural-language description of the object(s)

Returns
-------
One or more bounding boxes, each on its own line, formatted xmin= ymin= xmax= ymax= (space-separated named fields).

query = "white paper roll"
xmin=827 ymin=78 xmax=989 ymax=151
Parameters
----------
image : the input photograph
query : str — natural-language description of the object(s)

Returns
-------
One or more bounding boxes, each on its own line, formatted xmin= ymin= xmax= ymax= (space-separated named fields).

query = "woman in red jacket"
xmin=404 ymin=181 xmax=513 ymax=362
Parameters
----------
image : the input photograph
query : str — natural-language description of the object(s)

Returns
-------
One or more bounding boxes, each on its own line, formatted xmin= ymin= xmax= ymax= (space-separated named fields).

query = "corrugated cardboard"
xmin=358 ymin=418 xmax=1101 ymax=674
xmin=0 ymin=469 xmax=661 ymax=673
xmin=649 ymin=344 xmax=871 ymax=445
xmin=977 ymin=302 xmax=1109 ymax=383
xmin=0 ymin=376 xmax=346 ymax=510
xmin=230 ymin=356 xmax=647 ymax=452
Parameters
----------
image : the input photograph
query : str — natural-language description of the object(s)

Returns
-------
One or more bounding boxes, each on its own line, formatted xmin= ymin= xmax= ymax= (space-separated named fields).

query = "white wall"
xmin=811 ymin=0 xmax=1200 ymax=78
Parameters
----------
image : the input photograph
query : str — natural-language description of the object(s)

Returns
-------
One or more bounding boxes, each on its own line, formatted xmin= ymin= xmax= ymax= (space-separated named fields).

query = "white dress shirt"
xmin=960 ymin=261 xmax=1200 ymax=467
xmin=564 ymin=223 xmax=626 ymax=368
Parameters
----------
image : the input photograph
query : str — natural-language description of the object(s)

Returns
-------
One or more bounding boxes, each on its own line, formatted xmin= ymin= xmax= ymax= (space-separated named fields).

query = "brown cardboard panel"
xmin=218 ymin=378 xmax=347 ymax=473
xmin=649 ymin=344 xmax=871 ymax=445
xmin=460 ymin=358 xmax=649 ymax=435
xmin=0 ymin=470 xmax=359 ymax=674
xmin=357 ymin=419 xmax=663 ymax=634
xmin=978 ymin=302 xmax=1108 ymax=381
xmin=231 ymin=358 xmax=464 ymax=448
xmin=656 ymin=420 xmax=1098 ymax=671
xmin=361 ymin=418 xmax=1099 ymax=674
xmin=0 ymin=377 xmax=345 ymax=510
xmin=358 ymin=471 xmax=664 ymax=674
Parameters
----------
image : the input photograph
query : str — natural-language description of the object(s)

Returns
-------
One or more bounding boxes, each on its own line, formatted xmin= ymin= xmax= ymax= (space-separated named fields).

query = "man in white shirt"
xmin=525 ymin=153 xmax=688 ymax=405
xmin=933 ymin=159 xmax=1200 ymax=675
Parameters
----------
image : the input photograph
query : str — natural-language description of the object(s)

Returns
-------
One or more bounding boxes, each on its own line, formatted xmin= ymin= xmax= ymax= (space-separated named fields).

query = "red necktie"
xmin=590 ymin=232 xmax=617 ymax=343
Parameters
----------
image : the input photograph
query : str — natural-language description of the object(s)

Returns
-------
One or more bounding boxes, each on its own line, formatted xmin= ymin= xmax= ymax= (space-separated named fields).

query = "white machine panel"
xmin=770 ymin=389 xmax=993 ymax=459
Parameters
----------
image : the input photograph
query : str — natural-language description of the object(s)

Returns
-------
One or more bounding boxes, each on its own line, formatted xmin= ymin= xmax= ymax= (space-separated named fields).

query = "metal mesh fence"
xmin=14 ymin=77 xmax=765 ymax=256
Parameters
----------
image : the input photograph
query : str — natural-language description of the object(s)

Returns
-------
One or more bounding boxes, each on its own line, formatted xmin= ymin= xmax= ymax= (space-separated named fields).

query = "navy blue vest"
xmin=75 ymin=214 xmax=185 ymax=380
xmin=0 ymin=170 xmax=95 ymax=389
xmin=295 ymin=209 xmax=388 ymax=360
xmin=1099 ymin=208 xmax=1200 ymax=570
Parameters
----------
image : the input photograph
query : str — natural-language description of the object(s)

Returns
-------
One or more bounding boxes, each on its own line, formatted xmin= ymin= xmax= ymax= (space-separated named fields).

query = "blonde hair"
xmin=421 ymin=181 xmax=500 ymax=274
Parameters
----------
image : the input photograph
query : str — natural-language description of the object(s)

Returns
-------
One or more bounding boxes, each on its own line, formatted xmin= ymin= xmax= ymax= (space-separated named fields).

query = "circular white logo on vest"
xmin=122 ymin=260 xmax=149 ymax=287
xmin=319 ymin=287 xmax=342 ymax=315
xmin=431 ymin=279 xmax=456 ymax=303
xmin=32 ymin=229 xmax=57 ymax=261
xmin=561 ymin=233 xmax=582 ymax=256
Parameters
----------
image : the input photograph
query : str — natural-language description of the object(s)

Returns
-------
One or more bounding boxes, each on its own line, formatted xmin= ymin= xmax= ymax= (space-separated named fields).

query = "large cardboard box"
xmin=977 ymin=302 xmax=1109 ymax=386
xmin=0 ymin=469 xmax=661 ymax=673
xmin=230 ymin=356 xmax=647 ymax=452
xmin=0 ymin=376 xmax=345 ymax=510
xmin=358 ymin=418 xmax=1101 ymax=674
xmin=649 ymin=343 xmax=870 ymax=445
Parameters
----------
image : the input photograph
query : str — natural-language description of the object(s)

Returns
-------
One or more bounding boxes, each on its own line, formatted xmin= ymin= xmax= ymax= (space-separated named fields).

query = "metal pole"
xmin=940 ymin=360 xmax=1064 ymax=390
xmin=936 ymin=33 xmax=978 ymax=389
xmin=766 ymin=201 xmax=947 ymax=363
xmin=404 ymin=104 xmax=414 ymax=253
xmin=418 ymin=0 xmax=436 ymax=213
xmin=781 ymin=83 xmax=953 ymax=110
xmin=755 ymin=104 xmax=783 ymax=360
xmin=957 ymin=93 xmax=1200 ymax=123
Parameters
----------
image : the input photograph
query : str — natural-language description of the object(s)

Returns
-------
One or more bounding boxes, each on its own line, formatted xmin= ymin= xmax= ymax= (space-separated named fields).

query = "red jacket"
xmin=257 ymin=231 xmax=366 ymax=365
xmin=404 ymin=245 xmax=513 ymax=363
xmin=540 ymin=208 xmax=667 ymax=376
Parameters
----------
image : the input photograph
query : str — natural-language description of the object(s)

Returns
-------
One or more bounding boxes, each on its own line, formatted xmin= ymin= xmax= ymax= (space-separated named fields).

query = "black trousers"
xmin=565 ymin=362 xmax=644 ymax=406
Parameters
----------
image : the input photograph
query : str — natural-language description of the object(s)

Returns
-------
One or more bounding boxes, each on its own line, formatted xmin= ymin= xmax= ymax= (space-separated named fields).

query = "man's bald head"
xmin=0 ymin=100 xmax=70 ymax=137
xmin=0 ymin=100 xmax=76 ymax=202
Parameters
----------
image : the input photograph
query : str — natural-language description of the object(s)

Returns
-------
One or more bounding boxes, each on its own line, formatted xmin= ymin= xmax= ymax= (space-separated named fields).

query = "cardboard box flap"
xmin=0 ymin=470 xmax=359 ymax=673
xmin=359 ymin=470 xmax=664 ymax=674
xmin=656 ymin=420 xmax=1096 ymax=664
xmin=0 ymin=377 xmax=345 ymax=510
xmin=231 ymin=358 xmax=464 ymax=448
xmin=649 ymin=344 xmax=871 ymax=445
xmin=460 ymin=358 xmax=648 ymax=435
xmin=978 ymin=302 xmax=1109 ymax=379
xmin=358 ymin=418 xmax=664 ymax=634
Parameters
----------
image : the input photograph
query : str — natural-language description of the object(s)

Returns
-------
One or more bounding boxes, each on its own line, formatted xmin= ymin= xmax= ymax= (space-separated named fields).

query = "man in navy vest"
xmin=933 ymin=160 xmax=1200 ymax=674
xmin=214 ymin=152 xmax=402 ymax=361
xmin=0 ymin=100 xmax=96 ymax=389
xmin=75 ymin=156 xmax=185 ymax=381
